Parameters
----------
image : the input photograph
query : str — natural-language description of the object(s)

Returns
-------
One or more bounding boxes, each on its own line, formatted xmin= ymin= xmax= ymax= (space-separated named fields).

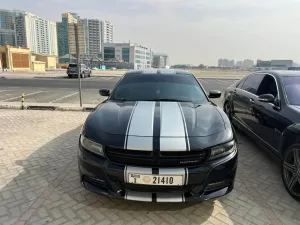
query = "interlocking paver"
xmin=0 ymin=109 xmax=300 ymax=225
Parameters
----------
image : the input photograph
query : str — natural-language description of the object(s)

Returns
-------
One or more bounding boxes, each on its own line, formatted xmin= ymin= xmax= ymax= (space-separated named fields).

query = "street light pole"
xmin=74 ymin=23 xmax=82 ymax=107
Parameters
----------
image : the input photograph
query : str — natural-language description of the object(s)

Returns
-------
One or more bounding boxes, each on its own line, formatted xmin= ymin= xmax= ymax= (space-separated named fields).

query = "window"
xmin=241 ymin=74 xmax=264 ymax=94
xmin=236 ymin=77 xmax=246 ymax=89
xmin=110 ymin=74 xmax=208 ymax=103
xmin=282 ymin=76 xmax=300 ymax=105
xmin=256 ymin=75 xmax=278 ymax=98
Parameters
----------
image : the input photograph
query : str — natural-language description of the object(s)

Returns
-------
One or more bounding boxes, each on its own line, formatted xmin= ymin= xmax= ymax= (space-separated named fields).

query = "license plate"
xmin=127 ymin=173 xmax=183 ymax=186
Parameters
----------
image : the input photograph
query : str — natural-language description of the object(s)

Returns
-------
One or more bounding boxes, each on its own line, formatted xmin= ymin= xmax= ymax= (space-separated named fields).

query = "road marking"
xmin=0 ymin=90 xmax=7 ymax=93
xmin=49 ymin=92 xmax=78 ymax=103
xmin=216 ymin=79 xmax=232 ymax=84
xmin=198 ymin=79 xmax=208 ymax=83
xmin=102 ymin=77 xmax=114 ymax=80
xmin=0 ymin=91 xmax=44 ymax=102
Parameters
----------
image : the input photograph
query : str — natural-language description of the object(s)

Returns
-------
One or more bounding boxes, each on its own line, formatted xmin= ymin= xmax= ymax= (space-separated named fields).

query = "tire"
xmin=68 ymin=74 xmax=72 ymax=78
xmin=223 ymin=101 xmax=233 ymax=121
xmin=281 ymin=144 xmax=300 ymax=201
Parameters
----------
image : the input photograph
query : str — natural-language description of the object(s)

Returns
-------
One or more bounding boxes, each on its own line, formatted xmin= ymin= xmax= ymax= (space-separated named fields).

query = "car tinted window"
xmin=236 ymin=77 xmax=246 ymax=89
xmin=257 ymin=75 xmax=278 ymax=98
xmin=68 ymin=64 xmax=77 ymax=67
xmin=241 ymin=74 xmax=264 ymax=94
xmin=282 ymin=76 xmax=300 ymax=105
xmin=110 ymin=74 xmax=208 ymax=103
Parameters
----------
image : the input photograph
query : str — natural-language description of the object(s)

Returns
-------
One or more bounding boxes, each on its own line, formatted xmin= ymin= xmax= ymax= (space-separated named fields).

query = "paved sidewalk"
xmin=0 ymin=109 xmax=299 ymax=225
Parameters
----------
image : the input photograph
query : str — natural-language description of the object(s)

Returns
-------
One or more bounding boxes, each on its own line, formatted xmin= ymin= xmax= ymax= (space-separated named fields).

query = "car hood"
xmin=88 ymin=101 xmax=226 ymax=137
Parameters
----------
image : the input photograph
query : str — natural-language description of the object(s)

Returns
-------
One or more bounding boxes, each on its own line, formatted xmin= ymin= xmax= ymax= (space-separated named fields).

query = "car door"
xmin=252 ymin=74 xmax=289 ymax=150
xmin=233 ymin=74 xmax=264 ymax=132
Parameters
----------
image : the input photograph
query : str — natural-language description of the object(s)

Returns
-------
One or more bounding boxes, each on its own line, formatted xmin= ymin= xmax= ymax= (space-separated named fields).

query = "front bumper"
xmin=78 ymin=145 xmax=238 ymax=202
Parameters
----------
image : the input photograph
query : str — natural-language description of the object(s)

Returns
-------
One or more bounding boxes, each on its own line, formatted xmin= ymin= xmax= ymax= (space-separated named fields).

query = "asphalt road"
xmin=0 ymin=76 xmax=239 ymax=105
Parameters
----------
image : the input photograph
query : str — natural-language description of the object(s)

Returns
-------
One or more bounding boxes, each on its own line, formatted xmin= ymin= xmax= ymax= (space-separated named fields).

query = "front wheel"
xmin=282 ymin=144 xmax=300 ymax=201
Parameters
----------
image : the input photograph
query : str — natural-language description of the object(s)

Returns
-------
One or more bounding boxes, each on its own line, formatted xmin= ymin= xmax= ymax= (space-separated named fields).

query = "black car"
xmin=78 ymin=69 xmax=238 ymax=202
xmin=223 ymin=70 xmax=300 ymax=201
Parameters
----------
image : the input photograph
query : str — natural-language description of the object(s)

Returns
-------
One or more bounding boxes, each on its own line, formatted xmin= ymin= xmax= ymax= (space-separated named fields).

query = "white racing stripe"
xmin=160 ymin=102 xmax=188 ymax=151
xmin=49 ymin=92 xmax=78 ymax=103
xmin=0 ymin=91 xmax=44 ymax=102
xmin=125 ymin=101 xmax=156 ymax=150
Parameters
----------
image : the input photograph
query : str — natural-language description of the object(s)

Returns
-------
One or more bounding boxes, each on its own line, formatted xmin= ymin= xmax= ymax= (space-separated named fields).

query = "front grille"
xmin=120 ymin=183 xmax=193 ymax=193
xmin=105 ymin=147 xmax=208 ymax=167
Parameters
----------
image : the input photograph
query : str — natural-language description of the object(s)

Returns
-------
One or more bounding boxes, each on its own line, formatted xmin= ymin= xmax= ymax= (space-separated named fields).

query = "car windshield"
xmin=110 ymin=73 xmax=208 ymax=103
xmin=282 ymin=76 xmax=300 ymax=105
xmin=68 ymin=64 xmax=77 ymax=67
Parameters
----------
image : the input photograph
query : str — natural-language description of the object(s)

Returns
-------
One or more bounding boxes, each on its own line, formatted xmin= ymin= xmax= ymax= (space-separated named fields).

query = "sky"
xmin=3 ymin=0 xmax=300 ymax=65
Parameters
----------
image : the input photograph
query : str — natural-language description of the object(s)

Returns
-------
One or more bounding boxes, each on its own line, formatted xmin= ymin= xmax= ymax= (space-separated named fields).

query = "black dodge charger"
xmin=223 ymin=71 xmax=300 ymax=201
xmin=78 ymin=69 xmax=238 ymax=202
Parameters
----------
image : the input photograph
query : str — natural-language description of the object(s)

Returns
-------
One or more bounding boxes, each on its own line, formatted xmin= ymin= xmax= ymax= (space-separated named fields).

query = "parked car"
xmin=223 ymin=70 xmax=300 ymax=201
xmin=78 ymin=69 xmax=238 ymax=202
xmin=67 ymin=63 xmax=91 ymax=78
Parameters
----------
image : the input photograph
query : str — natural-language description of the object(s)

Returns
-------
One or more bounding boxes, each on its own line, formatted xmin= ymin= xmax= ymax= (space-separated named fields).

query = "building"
xmin=14 ymin=12 xmax=58 ymax=56
xmin=57 ymin=12 xmax=79 ymax=57
xmin=255 ymin=59 xmax=294 ymax=71
xmin=80 ymin=19 xmax=101 ymax=56
xmin=229 ymin=60 xmax=235 ymax=68
xmin=242 ymin=59 xmax=254 ymax=70
xmin=0 ymin=28 xmax=16 ymax=45
xmin=0 ymin=9 xmax=25 ymax=46
xmin=0 ymin=45 xmax=31 ymax=71
xmin=68 ymin=23 xmax=86 ymax=56
xmin=236 ymin=61 xmax=243 ymax=69
xmin=101 ymin=20 xmax=113 ymax=44
xmin=102 ymin=42 xmax=152 ymax=69
xmin=152 ymin=53 xmax=168 ymax=68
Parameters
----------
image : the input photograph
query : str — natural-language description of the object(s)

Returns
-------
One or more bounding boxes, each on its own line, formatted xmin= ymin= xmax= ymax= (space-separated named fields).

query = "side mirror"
xmin=208 ymin=90 xmax=222 ymax=98
xmin=99 ymin=88 xmax=110 ymax=96
xmin=258 ymin=94 xmax=275 ymax=103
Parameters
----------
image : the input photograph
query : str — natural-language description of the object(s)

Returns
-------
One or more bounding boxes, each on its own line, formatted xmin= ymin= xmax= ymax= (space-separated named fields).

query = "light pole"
xmin=74 ymin=23 xmax=82 ymax=107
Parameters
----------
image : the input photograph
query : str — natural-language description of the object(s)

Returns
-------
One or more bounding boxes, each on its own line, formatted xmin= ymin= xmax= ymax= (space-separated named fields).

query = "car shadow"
xmin=0 ymin=111 xmax=299 ymax=225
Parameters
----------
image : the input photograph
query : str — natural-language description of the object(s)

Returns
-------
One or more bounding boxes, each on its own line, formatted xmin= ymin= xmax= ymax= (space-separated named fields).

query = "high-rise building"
xmin=0 ymin=9 xmax=24 ymax=46
xmin=57 ymin=12 xmax=79 ymax=57
xmin=242 ymin=59 xmax=254 ymax=70
xmin=68 ymin=22 xmax=86 ymax=56
xmin=81 ymin=19 xmax=101 ymax=56
xmin=229 ymin=60 xmax=235 ymax=68
xmin=0 ymin=28 xmax=16 ymax=45
xmin=14 ymin=12 xmax=57 ymax=55
xmin=101 ymin=20 xmax=113 ymax=44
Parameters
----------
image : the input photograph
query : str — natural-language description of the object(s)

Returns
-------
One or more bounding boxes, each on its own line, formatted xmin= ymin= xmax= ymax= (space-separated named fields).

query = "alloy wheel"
xmin=283 ymin=148 xmax=300 ymax=199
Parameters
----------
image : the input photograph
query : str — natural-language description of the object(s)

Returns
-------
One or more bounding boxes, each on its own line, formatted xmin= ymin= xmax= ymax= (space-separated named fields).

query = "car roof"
xmin=125 ymin=69 xmax=193 ymax=76
xmin=254 ymin=70 xmax=300 ymax=77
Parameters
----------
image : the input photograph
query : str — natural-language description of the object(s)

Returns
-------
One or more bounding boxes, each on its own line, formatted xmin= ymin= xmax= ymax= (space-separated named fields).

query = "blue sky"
xmin=3 ymin=0 xmax=300 ymax=65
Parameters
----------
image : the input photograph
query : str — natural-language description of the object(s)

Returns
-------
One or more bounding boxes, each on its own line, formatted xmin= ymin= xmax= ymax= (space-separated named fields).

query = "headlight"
xmin=209 ymin=140 xmax=236 ymax=160
xmin=80 ymin=135 xmax=104 ymax=156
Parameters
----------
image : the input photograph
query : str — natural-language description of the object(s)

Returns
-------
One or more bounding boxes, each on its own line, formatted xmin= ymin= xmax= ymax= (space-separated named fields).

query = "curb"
xmin=0 ymin=104 xmax=95 ymax=112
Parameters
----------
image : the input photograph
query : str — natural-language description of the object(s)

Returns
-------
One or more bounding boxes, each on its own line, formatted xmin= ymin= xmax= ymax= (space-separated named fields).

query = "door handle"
xmin=249 ymin=98 xmax=254 ymax=103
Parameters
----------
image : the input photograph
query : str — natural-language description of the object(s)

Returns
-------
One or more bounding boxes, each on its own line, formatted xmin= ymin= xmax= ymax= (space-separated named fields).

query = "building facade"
xmin=68 ymin=23 xmax=86 ymax=56
xmin=0 ymin=28 xmax=16 ymax=45
xmin=14 ymin=12 xmax=58 ymax=56
xmin=101 ymin=20 xmax=113 ymax=44
xmin=57 ymin=12 xmax=79 ymax=57
xmin=102 ymin=43 xmax=151 ymax=69
xmin=81 ymin=19 xmax=101 ymax=56
xmin=152 ymin=53 xmax=168 ymax=68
